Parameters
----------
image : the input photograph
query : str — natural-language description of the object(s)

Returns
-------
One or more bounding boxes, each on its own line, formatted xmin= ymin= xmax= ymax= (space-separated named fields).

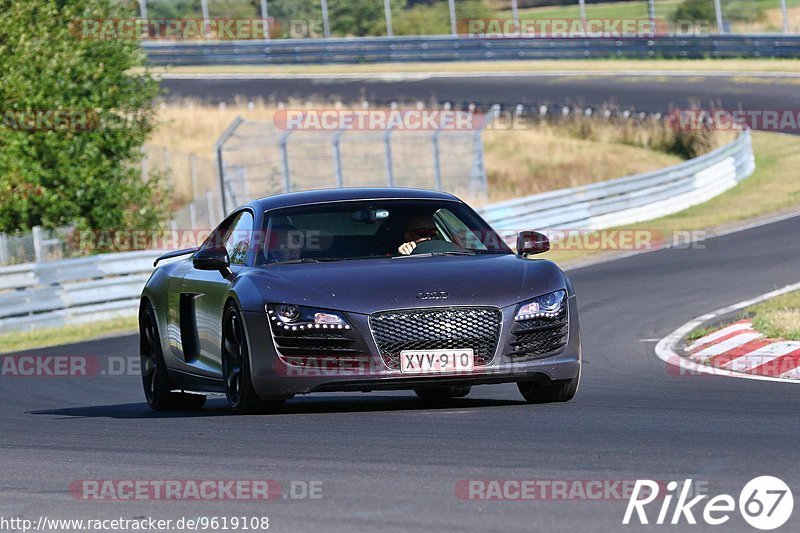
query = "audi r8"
xmin=139 ymin=188 xmax=581 ymax=413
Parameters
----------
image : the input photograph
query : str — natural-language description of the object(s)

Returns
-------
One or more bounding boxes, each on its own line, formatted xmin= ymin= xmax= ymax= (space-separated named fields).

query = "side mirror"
xmin=517 ymin=231 xmax=550 ymax=256
xmin=193 ymin=246 xmax=230 ymax=271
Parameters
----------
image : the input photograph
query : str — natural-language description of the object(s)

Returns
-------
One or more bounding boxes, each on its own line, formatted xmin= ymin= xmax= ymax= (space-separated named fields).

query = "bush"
xmin=0 ymin=0 xmax=168 ymax=233
xmin=671 ymin=0 xmax=715 ymax=23
xmin=671 ymin=0 xmax=764 ymax=24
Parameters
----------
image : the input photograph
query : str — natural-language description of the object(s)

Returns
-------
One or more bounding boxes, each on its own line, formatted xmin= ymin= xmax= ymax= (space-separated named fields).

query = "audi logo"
xmin=416 ymin=291 xmax=448 ymax=300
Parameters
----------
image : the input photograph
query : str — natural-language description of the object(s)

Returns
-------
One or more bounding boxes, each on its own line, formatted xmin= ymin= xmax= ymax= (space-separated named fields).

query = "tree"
xmin=0 ymin=0 xmax=168 ymax=233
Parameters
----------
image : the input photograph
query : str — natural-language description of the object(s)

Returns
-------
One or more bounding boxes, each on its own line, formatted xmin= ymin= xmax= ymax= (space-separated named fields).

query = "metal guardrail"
xmin=143 ymin=35 xmax=800 ymax=65
xmin=0 ymin=251 xmax=162 ymax=333
xmin=479 ymin=130 xmax=755 ymax=232
xmin=0 ymin=132 xmax=755 ymax=334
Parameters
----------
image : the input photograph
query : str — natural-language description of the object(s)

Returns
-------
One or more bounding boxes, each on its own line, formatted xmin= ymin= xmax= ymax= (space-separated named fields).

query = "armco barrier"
xmin=0 ymin=251 xmax=162 ymax=334
xmin=478 ymin=130 xmax=754 ymax=231
xmin=0 ymin=132 xmax=755 ymax=334
xmin=143 ymin=35 xmax=800 ymax=65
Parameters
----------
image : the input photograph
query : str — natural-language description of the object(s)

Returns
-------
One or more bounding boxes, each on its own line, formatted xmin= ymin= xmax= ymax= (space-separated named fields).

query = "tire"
xmin=221 ymin=303 xmax=285 ymax=414
xmin=517 ymin=371 xmax=580 ymax=404
xmin=414 ymin=385 xmax=472 ymax=400
xmin=140 ymin=302 xmax=206 ymax=411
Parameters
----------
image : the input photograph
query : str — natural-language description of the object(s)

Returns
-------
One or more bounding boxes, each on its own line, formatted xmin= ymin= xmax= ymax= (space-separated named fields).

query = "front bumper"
xmin=244 ymin=296 xmax=581 ymax=398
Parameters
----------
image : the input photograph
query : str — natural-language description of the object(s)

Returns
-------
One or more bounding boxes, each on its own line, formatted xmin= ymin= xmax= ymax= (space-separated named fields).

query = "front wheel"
xmin=140 ymin=302 xmax=206 ymax=411
xmin=222 ymin=303 xmax=285 ymax=414
xmin=517 ymin=371 xmax=580 ymax=404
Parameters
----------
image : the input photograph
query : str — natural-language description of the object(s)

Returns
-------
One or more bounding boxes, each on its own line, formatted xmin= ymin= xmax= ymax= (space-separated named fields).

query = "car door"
xmin=177 ymin=210 xmax=254 ymax=377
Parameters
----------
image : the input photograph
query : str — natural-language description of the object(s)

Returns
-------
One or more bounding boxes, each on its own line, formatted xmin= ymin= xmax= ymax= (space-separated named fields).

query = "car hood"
xmin=241 ymin=254 xmax=568 ymax=315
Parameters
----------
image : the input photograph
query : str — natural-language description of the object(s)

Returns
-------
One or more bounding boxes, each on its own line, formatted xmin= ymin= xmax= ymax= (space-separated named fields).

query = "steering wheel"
xmin=410 ymin=239 xmax=463 ymax=255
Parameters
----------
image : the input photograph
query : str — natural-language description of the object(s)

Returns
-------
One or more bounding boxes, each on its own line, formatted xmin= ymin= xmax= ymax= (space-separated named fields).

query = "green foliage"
xmin=141 ymin=0 xmax=493 ymax=38
xmin=394 ymin=1 xmax=492 ymax=36
xmin=671 ymin=0 xmax=765 ymax=23
xmin=671 ymin=0 xmax=716 ymax=23
xmin=0 ymin=0 xmax=168 ymax=233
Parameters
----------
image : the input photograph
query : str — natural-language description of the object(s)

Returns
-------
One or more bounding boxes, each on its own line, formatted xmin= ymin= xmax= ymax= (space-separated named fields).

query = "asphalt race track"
xmin=161 ymin=73 xmax=800 ymax=113
xmin=3 ymin=214 xmax=800 ymax=532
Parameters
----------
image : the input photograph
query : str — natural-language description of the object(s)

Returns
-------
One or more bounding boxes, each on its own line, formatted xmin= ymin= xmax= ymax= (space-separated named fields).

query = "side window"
xmin=224 ymin=211 xmax=254 ymax=266
xmin=434 ymin=209 xmax=488 ymax=250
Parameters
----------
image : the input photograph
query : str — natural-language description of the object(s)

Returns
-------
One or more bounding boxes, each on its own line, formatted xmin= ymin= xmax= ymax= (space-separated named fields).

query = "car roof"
xmin=243 ymin=187 xmax=461 ymax=212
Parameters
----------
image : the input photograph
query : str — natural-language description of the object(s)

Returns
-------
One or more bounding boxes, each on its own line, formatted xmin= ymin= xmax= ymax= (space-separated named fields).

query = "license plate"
xmin=399 ymin=349 xmax=474 ymax=374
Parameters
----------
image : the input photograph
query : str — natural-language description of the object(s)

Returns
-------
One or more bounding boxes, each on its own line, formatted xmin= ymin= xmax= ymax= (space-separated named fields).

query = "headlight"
xmin=515 ymin=290 xmax=566 ymax=321
xmin=266 ymin=303 xmax=352 ymax=331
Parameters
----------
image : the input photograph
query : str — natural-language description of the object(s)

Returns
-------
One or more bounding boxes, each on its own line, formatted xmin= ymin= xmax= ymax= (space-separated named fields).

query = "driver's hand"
xmin=398 ymin=241 xmax=417 ymax=255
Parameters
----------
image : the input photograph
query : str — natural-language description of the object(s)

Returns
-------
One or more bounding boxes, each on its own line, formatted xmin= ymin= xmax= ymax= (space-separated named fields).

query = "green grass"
xmin=0 ymin=316 xmax=137 ymax=354
xmin=748 ymin=291 xmax=800 ymax=340
xmin=502 ymin=0 xmax=800 ymax=23
xmin=685 ymin=325 xmax=719 ymax=343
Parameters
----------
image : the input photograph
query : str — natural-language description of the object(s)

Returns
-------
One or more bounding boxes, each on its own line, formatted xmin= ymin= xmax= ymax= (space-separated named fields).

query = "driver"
xmin=267 ymin=223 xmax=302 ymax=263
xmin=398 ymin=212 xmax=439 ymax=255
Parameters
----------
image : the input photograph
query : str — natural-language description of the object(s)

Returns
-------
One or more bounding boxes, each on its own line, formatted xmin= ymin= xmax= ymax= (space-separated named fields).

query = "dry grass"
xmin=150 ymin=100 xmax=726 ymax=204
xmin=0 ymin=316 xmax=137 ymax=354
xmin=544 ymin=131 xmax=800 ymax=265
xmin=483 ymin=126 xmax=683 ymax=199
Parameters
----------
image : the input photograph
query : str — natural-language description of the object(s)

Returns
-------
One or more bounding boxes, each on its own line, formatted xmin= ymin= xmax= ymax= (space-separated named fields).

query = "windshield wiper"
xmin=271 ymin=256 xmax=387 ymax=265
xmin=394 ymin=250 xmax=476 ymax=258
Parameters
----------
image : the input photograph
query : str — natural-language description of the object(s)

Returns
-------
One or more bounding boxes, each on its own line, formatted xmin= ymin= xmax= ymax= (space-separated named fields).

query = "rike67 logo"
xmin=624 ymin=477 xmax=793 ymax=530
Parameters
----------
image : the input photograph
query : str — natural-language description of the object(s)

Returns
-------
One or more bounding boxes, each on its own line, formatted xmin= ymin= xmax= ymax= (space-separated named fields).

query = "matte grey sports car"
xmin=139 ymin=188 xmax=581 ymax=413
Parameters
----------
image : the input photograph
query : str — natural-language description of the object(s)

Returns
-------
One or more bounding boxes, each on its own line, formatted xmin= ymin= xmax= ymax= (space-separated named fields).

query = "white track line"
xmin=655 ymin=282 xmax=800 ymax=384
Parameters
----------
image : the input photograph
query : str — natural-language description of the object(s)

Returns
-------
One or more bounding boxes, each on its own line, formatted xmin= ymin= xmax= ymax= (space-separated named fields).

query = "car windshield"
xmin=256 ymin=199 xmax=511 ymax=265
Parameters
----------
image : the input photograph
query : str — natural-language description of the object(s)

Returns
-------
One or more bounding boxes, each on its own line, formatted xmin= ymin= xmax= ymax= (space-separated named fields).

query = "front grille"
xmin=509 ymin=307 xmax=568 ymax=360
xmin=370 ymin=307 xmax=502 ymax=369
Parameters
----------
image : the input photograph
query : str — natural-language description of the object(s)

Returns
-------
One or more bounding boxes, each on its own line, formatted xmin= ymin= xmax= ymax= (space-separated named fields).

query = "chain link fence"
xmin=217 ymin=108 xmax=494 ymax=213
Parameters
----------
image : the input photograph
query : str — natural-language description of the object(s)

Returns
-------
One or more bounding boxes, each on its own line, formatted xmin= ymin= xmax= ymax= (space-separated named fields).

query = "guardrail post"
xmin=333 ymin=129 xmax=345 ymax=187
xmin=189 ymin=153 xmax=198 ymax=200
xmin=32 ymin=226 xmax=43 ymax=263
xmin=206 ymin=189 xmax=217 ymax=227
xmin=471 ymin=106 xmax=498 ymax=199
xmin=0 ymin=232 xmax=8 ymax=266
xmin=200 ymin=0 xmax=211 ymax=38
xmin=279 ymin=130 xmax=293 ymax=192
xmin=432 ymin=130 xmax=443 ymax=190
xmin=321 ymin=0 xmax=331 ymax=38
xmin=511 ymin=0 xmax=520 ymax=28
xmin=384 ymin=126 xmax=395 ymax=187
xmin=189 ymin=202 xmax=197 ymax=229
xmin=384 ymin=0 xmax=393 ymax=37
xmin=781 ymin=0 xmax=790 ymax=33
xmin=260 ymin=0 xmax=270 ymax=39
xmin=214 ymin=116 xmax=244 ymax=215
xmin=448 ymin=0 xmax=457 ymax=36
